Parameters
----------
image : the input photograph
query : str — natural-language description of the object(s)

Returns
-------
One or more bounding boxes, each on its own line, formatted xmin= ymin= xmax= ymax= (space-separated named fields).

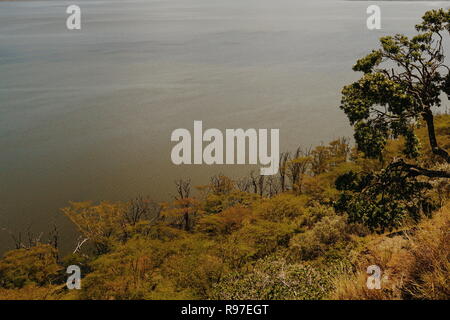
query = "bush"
xmin=0 ymin=244 xmax=61 ymax=289
xmin=290 ymin=215 xmax=348 ymax=261
xmin=195 ymin=206 xmax=254 ymax=237
xmin=211 ymin=255 xmax=335 ymax=300
xmin=253 ymin=194 xmax=307 ymax=222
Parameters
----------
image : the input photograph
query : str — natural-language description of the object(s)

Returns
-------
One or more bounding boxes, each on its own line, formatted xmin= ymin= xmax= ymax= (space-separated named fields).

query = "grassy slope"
xmin=332 ymin=201 xmax=450 ymax=300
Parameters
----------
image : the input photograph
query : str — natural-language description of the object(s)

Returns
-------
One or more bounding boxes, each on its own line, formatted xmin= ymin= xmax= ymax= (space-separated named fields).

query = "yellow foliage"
xmin=0 ymin=244 xmax=61 ymax=289
xmin=0 ymin=284 xmax=65 ymax=300
xmin=253 ymin=194 xmax=307 ymax=222
xmin=62 ymin=201 xmax=128 ymax=254
xmin=195 ymin=206 xmax=254 ymax=236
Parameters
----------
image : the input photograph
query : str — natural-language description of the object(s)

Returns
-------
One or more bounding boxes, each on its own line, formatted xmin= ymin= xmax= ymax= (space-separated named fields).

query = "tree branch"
xmin=388 ymin=160 xmax=450 ymax=178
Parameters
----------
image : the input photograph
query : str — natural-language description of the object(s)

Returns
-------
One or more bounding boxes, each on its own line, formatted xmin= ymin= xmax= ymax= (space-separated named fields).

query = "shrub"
xmin=195 ymin=206 xmax=254 ymax=237
xmin=0 ymin=244 xmax=61 ymax=289
xmin=211 ymin=255 xmax=335 ymax=300
xmin=290 ymin=215 xmax=348 ymax=261
xmin=253 ymin=194 xmax=307 ymax=222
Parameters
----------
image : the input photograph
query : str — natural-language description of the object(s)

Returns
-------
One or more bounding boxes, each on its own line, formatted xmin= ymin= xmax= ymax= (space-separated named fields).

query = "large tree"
xmin=341 ymin=9 xmax=450 ymax=177
xmin=336 ymin=9 xmax=450 ymax=231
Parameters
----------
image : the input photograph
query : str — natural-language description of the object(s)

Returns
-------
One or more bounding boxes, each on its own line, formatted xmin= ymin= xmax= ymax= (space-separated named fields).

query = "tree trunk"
xmin=422 ymin=109 xmax=450 ymax=163
xmin=184 ymin=211 xmax=190 ymax=231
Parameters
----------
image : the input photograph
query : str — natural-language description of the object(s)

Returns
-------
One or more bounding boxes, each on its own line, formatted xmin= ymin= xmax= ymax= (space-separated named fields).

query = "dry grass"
xmin=403 ymin=204 xmax=450 ymax=299
xmin=331 ymin=202 xmax=450 ymax=300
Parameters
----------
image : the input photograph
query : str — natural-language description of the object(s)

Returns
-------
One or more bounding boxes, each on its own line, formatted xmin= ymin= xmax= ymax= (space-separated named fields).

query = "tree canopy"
xmin=341 ymin=9 xmax=450 ymax=171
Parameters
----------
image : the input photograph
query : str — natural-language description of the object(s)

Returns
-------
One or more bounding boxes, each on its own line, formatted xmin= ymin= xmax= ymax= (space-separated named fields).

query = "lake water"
xmin=1 ymin=0 xmax=449 ymax=253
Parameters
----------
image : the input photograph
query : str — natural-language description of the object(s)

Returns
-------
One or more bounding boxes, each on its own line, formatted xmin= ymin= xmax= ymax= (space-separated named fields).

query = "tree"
xmin=335 ymin=167 xmax=435 ymax=232
xmin=161 ymin=179 xmax=201 ymax=231
xmin=62 ymin=201 xmax=127 ymax=254
xmin=337 ymin=9 xmax=450 ymax=230
xmin=0 ymin=244 xmax=61 ymax=289
xmin=341 ymin=8 xmax=450 ymax=176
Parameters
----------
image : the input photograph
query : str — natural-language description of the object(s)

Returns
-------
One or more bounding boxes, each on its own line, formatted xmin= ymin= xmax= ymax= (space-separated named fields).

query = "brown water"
xmin=1 ymin=0 xmax=449 ymax=253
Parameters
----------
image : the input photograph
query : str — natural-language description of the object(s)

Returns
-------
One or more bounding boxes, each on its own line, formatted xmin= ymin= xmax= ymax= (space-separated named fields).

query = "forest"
xmin=0 ymin=8 xmax=449 ymax=300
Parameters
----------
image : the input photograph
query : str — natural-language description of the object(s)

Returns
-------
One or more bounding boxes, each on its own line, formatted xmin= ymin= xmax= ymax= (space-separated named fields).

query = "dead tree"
xmin=236 ymin=177 xmax=251 ymax=192
xmin=174 ymin=178 xmax=191 ymax=200
xmin=250 ymin=171 xmax=266 ymax=196
xmin=266 ymin=176 xmax=280 ymax=197
xmin=125 ymin=196 xmax=161 ymax=225
xmin=279 ymin=152 xmax=290 ymax=192
xmin=288 ymin=146 xmax=312 ymax=193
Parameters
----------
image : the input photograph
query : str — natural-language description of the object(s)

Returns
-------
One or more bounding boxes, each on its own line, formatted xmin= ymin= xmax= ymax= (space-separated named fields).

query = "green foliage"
xmin=342 ymin=10 xmax=450 ymax=160
xmin=203 ymin=190 xmax=259 ymax=214
xmin=338 ymin=8 xmax=450 ymax=232
xmin=290 ymin=214 xmax=348 ymax=260
xmin=0 ymin=245 xmax=61 ymax=289
xmin=335 ymin=168 xmax=435 ymax=232
xmin=211 ymin=256 xmax=336 ymax=300
xmin=79 ymin=237 xmax=175 ymax=299
xmin=161 ymin=236 xmax=226 ymax=298
xmin=295 ymin=202 xmax=336 ymax=228
xmin=352 ymin=50 xmax=382 ymax=73
xmin=195 ymin=206 xmax=254 ymax=237
xmin=62 ymin=201 xmax=128 ymax=254
xmin=253 ymin=194 xmax=306 ymax=222
xmin=233 ymin=219 xmax=294 ymax=259
xmin=416 ymin=8 xmax=450 ymax=33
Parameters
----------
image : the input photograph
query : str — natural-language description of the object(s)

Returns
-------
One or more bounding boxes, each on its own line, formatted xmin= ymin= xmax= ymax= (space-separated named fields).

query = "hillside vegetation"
xmin=0 ymin=115 xmax=448 ymax=300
